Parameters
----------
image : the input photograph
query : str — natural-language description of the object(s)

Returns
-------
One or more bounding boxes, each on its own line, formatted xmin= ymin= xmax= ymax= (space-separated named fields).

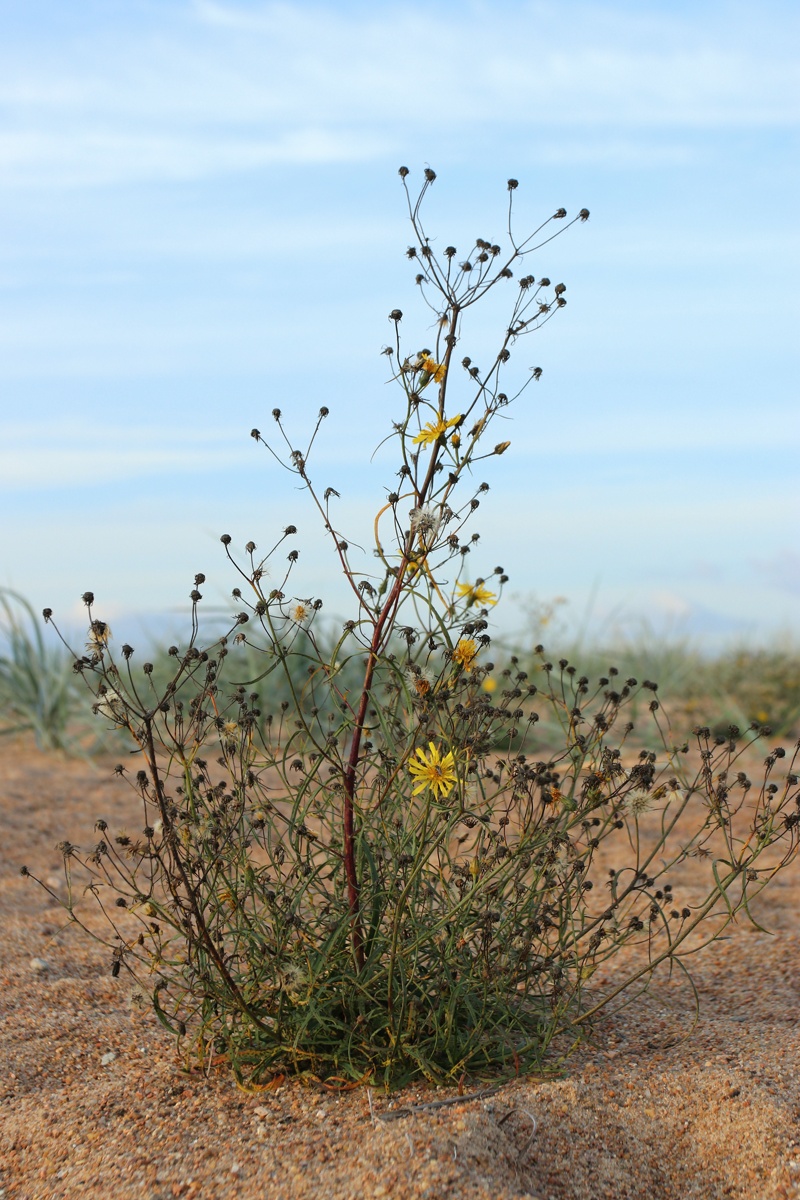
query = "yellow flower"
xmin=419 ymin=355 xmax=447 ymax=384
xmin=413 ymin=414 xmax=462 ymax=447
xmin=456 ymin=581 xmax=497 ymax=608
xmin=481 ymin=677 xmax=498 ymax=693
xmin=452 ymin=638 xmax=478 ymax=671
xmin=408 ymin=742 xmax=457 ymax=800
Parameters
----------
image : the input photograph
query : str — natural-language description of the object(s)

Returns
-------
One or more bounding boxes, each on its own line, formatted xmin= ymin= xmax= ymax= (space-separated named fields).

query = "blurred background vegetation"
xmin=2 ymin=587 xmax=798 ymax=757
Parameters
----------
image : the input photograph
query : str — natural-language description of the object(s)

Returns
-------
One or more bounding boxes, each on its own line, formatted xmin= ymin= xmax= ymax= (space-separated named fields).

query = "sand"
xmin=2 ymin=738 xmax=800 ymax=1200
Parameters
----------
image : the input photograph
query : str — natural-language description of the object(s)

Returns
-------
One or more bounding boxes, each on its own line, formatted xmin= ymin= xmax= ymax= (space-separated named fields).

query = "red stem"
xmin=341 ymin=307 xmax=461 ymax=972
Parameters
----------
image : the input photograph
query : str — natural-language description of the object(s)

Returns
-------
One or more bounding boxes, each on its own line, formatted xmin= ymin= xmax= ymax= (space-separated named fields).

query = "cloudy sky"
xmin=1 ymin=0 xmax=798 ymax=649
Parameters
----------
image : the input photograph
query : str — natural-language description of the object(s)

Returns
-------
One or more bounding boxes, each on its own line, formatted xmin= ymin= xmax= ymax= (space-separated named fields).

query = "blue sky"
xmin=1 ymin=0 xmax=798 ymax=649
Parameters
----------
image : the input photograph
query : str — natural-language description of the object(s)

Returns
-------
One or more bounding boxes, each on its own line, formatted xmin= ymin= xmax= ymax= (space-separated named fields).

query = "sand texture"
xmin=2 ymin=739 xmax=800 ymax=1200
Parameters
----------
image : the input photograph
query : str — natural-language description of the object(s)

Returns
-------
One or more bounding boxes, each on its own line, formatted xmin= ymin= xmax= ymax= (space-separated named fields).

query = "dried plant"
xmin=27 ymin=170 xmax=800 ymax=1091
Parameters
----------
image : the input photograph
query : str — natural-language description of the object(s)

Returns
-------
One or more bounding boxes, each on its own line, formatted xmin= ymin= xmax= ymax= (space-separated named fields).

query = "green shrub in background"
xmin=0 ymin=588 xmax=89 ymax=752
xmin=27 ymin=170 xmax=800 ymax=1091
xmin=511 ymin=627 xmax=800 ymax=744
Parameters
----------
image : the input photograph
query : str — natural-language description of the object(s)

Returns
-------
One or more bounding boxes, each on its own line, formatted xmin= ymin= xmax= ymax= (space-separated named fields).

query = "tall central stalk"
xmin=340 ymin=305 xmax=461 ymax=971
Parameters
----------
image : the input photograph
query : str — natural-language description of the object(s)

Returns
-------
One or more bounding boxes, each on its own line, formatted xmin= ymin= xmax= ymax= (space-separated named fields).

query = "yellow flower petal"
xmin=407 ymin=741 xmax=457 ymax=800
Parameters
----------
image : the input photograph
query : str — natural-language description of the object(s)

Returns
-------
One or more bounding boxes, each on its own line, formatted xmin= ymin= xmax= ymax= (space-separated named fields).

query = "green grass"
xmin=0 ymin=589 xmax=90 ymax=751
xmin=537 ymin=636 xmax=800 ymax=740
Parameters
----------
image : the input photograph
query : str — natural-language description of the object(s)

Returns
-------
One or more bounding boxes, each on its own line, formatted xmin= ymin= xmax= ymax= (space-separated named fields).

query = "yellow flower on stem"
xmin=452 ymin=638 xmax=478 ymax=671
xmin=408 ymin=742 xmax=457 ymax=800
xmin=413 ymin=414 xmax=461 ymax=447
xmin=419 ymin=355 xmax=447 ymax=385
xmin=456 ymin=581 xmax=497 ymax=608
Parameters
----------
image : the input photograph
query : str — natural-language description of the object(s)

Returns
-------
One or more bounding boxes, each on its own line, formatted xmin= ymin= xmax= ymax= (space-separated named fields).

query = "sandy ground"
xmin=2 ymin=738 xmax=800 ymax=1200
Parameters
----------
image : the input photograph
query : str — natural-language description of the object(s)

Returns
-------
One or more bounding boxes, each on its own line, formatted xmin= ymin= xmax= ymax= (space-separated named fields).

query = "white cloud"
xmin=0 ymin=423 xmax=254 ymax=489
xmin=0 ymin=128 xmax=381 ymax=189
xmin=0 ymin=2 xmax=796 ymax=189
xmin=752 ymin=551 xmax=800 ymax=597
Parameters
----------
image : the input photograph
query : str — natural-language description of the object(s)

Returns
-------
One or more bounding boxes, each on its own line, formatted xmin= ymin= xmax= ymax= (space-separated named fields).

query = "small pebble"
xmin=30 ymin=958 xmax=49 ymax=973
xmin=100 ymin=1051 xmax=117 ymax=1066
